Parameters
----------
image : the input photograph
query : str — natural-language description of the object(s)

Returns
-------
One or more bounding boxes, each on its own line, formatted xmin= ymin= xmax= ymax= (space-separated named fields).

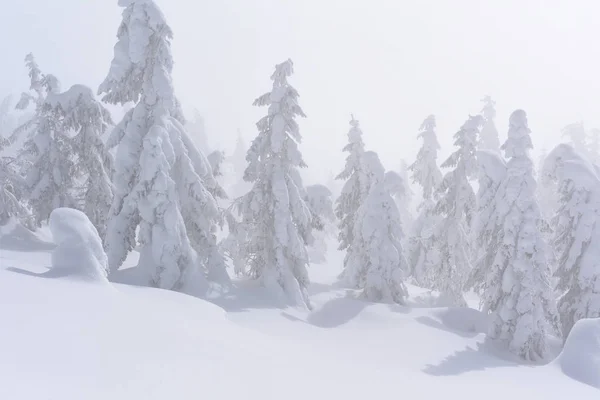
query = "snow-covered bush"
xmin=99 ymin=0 xmax=225 ymax=291
xmin=543 ymin=144 xmax=600 ymax=338
xmin=345 ymin=151 xmax=408 ymax=303
xmin=408 ymin=115 xmax=443 ymax=287
xmin=429 ymin=115 xmax=481 ymax=306
xmin=238 ymin=59 xmax=313 ymax=308
xmin=561 ymin=122 xmax=587 ymax=160
xmin=49 ymin=207 xmax=109 ymax=283
xmin=484 ymin=110 xmax=558 ymax=361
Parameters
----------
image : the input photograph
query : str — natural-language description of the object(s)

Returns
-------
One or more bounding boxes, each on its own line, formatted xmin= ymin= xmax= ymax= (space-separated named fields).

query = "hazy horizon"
xmin=2 ymin=0 xmax=599 ymax=184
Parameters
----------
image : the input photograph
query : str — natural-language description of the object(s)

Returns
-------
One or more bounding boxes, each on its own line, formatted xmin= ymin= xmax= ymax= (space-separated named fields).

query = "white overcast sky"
xmin=1 ymin=0 xmax=599 ymax=183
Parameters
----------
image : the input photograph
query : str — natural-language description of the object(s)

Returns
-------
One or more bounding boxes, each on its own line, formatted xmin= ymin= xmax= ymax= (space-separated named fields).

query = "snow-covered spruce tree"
xmin=408 ymin=115 xmax=443 ymax=286
xmin=345 ymin=151 xmax=408 ymax=303
xmin=335 ymin=115 xmax=370 ymax=286
xmin=542 ymin=144 xmax=600 ymax=338
xmin=430 ymin=115 xmax=481 ymax=306
xmin=483 ymin=110 xmax=559 ymax=361
xmin=561 ymin=122 xmax=587 ymax=159
xmin=479 ymin=95 xmax=500 ymax=151
xmin=239 ymin=59 xmax=313 ymax=308
xmin=467 ymin=149 xmax=507 ymax=296
xmin=305 ymin=184 xmax=335 ymax=264
xmin=98 ymin=0 xmax=225 ymax=290
xmin=47 ymin=85 xmax=114 ymax=240
xmin=13 ymin=59 xmax=78 ymax=226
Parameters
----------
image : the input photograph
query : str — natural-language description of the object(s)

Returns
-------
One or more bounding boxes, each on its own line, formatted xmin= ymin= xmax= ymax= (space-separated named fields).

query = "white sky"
xmin=2 ymin=0 xmax=599 ymax=184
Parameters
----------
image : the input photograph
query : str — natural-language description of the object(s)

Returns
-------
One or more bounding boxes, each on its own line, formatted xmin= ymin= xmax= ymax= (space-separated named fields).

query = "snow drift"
xmin=49 ymin=208 xmax=109 ymax=283
xmin=556 ymin=318 xmax=600 ymax=389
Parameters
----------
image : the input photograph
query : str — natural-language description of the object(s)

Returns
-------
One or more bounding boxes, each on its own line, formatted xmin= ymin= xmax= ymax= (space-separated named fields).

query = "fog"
xmin=2 ymin=0 xmax=599 ymax=183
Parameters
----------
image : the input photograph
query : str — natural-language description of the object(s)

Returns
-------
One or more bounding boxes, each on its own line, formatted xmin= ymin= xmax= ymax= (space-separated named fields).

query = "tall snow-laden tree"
xmin=47 ymin=85 xmax=115 ymax=239
xmin=430 ymin=115 xmax=481 ymax=305
xmin=98 ymin=0 xmax=225 ymax=291
xmin=562 ymin=122 xmax=587 ymax=159
xmin=542 ymin=144 xmax=600 ymax=338
xmin=336 ymin=115 xmax=370 ymax=286
xmin=408 ymin=115 xmax=443 ymax=286
xmin=479 ymin=95 xmax=500 ymax=151
xmin=13 ymin=57 xmax=78 ymax=226
xmin=483 ymin=110 xmax=558 ymax=361
xmin=345 ymin=151 xmax=408 ymax=303
xmin=238 ymin=59 xmax=313 ymax=308
xmin=467 ymin=149 xmax=507 ymax=296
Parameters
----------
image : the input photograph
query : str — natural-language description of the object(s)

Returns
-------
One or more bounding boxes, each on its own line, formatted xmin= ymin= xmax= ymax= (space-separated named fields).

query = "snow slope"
xmin=0 ymin=228 xmax=597 ymax=399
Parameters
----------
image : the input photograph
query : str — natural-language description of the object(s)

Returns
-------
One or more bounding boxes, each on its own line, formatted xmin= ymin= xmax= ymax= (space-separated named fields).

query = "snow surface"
xmin=0 ymin=230 xmax=598 ymax=399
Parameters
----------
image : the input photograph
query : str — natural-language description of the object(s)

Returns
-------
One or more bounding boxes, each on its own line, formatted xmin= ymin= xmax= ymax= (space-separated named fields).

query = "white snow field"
xmin=0 ymin=218 xmax=598 ymax=399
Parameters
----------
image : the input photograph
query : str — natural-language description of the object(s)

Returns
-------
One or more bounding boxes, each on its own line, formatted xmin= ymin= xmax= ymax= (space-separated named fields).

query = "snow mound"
xmin=556 ymin=318 xmax=600 ymax=389
xmin=49 ymin=208 xmax=109 ymax=283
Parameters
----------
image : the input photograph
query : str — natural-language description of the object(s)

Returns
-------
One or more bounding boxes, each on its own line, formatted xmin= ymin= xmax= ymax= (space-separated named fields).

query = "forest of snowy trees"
xmin=1 ymin=0 xmax=599 ymax=363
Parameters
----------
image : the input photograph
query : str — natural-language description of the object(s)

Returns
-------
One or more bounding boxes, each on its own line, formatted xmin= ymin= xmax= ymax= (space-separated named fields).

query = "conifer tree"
xmin=47 ymin=85 xmax=114 ymax=239
xmin=479 ymin=95 xmax=500 ymax=151
xmin=483 ymin=110 xmax=559 ymax=360
xmin=99 ymin=0 xmax=224 ymax=291
xmin=238 ymin=59 xmax=313 ymax=308
xmin=408 ymin=115 xmax=443 ymax=286
xmin=467 ymin=149 xmax=506 ymax=296
xmin=335 ymin=115 xmax=370 ymax=286
xmin=543 ymin=144 xmax=600 ymax=338
xmin=345 ymin=151 xmax=408 ymax=303
xmin=429 ymin=115 xmax=481 ymax=305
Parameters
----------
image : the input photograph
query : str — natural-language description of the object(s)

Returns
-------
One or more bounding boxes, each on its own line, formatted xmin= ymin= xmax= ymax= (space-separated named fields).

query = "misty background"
xmin=1 ymin=0 xmax=599 ymax=185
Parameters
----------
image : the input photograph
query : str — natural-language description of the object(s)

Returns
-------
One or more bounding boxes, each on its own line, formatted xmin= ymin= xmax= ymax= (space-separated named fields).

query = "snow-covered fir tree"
xmin=345 ymin=151 xmax=408 ymax=303
xmin=238 ymin=59 xmax=314 ymax=308
xmin=479 ymin=95 xmax=500 ymax=151
xmin=542 ymin=143 xmax=600 ymax=338
xmin=408 ymin=115 xmax=443 ymax=286
xmin=483 ymin=110 xmax=558 ymax=361
xmin=98 ymin=0 xmax=225 ymax=291
xmin=47 ymin=85 xmax=114 ymax=240
xmin=561 ymin=122 xmax=587 ymax=159
xmin=186 ymin=108 xmax=210 ymax=156
xmin=336 ymin=115 xmax=370 ymax=286
xmin=12 ymin=56 xmax=78 ymax=226
xmin=430 ymin=115 xmax=481 ymax=306
xmin=305 ymin=184 xmax=335 ymax=264
xmin=467 ymin=149 xmax=506 ymax=296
